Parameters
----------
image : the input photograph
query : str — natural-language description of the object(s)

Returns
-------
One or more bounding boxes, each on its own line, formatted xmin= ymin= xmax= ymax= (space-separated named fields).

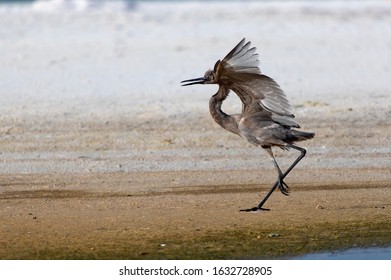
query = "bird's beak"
xmin=181 ymin=77 xmax=206 ymax=86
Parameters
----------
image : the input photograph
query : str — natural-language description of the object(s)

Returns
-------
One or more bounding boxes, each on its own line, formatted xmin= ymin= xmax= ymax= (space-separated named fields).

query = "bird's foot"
xmin=278 ymin=179 xmax=290 ymax=196
xmin=240 ymin=206 xmax=270 ymax=212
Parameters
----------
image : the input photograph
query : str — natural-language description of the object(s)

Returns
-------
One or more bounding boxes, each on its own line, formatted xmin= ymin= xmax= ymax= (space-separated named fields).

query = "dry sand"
xmin=0 ymin=1 xmax=390 ymax=259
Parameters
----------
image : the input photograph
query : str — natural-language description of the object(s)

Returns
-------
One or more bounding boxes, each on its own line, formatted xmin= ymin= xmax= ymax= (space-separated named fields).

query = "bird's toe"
xmin=278 ymin=180 xmax=290 ymax=196
xmin=240 ymin=206 xmax=270 ymax=212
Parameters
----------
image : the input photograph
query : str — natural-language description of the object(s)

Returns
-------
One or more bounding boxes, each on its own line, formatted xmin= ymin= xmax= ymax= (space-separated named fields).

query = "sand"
xmin=0 ymin=0 xmax=390 ymax=259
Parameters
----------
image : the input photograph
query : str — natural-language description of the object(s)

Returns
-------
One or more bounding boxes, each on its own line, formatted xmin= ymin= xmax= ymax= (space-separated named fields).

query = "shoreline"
xmin=1 ymin=107 xmax=390 ymax=259
xmin=1 ymin=102 xmax=390 ymax=259
xmin=1 ymin=175 xmax=390 ymax=259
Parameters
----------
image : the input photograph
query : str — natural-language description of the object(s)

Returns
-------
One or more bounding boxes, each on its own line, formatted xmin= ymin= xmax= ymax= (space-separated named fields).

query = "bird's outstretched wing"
xmin=216 ymin=38 xmax=261 ymax=75
xmin=240 ymin=75 xmax=294 ymax=118
xmin=215 ymin=38 xmax=294 ymax=118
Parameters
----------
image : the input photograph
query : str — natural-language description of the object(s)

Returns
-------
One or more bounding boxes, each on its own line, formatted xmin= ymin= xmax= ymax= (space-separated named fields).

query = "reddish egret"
xmin=181 ymin=38 xmax=314 ymax=211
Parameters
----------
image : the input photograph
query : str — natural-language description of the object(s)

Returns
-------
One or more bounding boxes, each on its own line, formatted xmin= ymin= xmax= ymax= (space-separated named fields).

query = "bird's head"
xmin=181 ymin=61 xmax=220 ymax=86
xmin=180 ymin=69 xmax=216 ymax=86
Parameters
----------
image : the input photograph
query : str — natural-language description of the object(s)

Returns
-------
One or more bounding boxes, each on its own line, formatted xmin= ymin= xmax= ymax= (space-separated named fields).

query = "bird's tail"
xmin=290 ymin=130 xmax=315 ymax=142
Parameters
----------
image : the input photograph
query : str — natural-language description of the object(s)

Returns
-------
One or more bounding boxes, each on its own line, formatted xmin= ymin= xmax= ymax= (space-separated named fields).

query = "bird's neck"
xmin=209 ymin=87 xmax=240 ymax=136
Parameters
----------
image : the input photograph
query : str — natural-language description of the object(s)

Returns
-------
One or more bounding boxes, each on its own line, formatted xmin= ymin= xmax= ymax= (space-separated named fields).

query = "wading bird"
xmin=181 ymin=38 xmax=314 ymax=211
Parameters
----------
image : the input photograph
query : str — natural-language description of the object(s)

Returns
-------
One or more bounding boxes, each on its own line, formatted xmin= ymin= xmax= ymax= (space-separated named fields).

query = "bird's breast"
xmin=238 ymin=117 xmax=259 ymax=145
xmin=238 ymin=117 xmax=249 ymax=128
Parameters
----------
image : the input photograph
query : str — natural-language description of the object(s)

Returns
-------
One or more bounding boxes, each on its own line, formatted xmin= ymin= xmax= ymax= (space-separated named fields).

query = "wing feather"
xmin=220 ymin=38 xmax=261 ymax=75
xmin=216 ymin=38 xmax=294 ymax=118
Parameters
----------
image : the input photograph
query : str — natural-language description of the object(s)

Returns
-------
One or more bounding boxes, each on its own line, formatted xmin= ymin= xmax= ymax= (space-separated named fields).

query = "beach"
xmin=0 ymin=0 xmax=390 ymax=259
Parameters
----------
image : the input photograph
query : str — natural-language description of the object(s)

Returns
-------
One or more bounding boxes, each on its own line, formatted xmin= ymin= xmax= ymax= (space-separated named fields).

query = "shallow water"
xmin=294 ymin=246 xmax=391 ymax=260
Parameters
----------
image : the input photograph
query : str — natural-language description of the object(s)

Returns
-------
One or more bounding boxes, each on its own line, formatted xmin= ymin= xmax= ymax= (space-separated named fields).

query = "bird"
xmin=181 ymin=38 xmax=314 ymax=211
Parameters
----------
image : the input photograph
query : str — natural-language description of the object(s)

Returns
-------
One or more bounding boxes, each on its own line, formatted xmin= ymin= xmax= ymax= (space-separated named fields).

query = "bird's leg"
xmin=240 ymin=144 xmax=307 ymax=212
xmin=265 ymin=148 xmax=290 ymax=196
xmin=278 ymin=144 xmax=306 ymax=184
